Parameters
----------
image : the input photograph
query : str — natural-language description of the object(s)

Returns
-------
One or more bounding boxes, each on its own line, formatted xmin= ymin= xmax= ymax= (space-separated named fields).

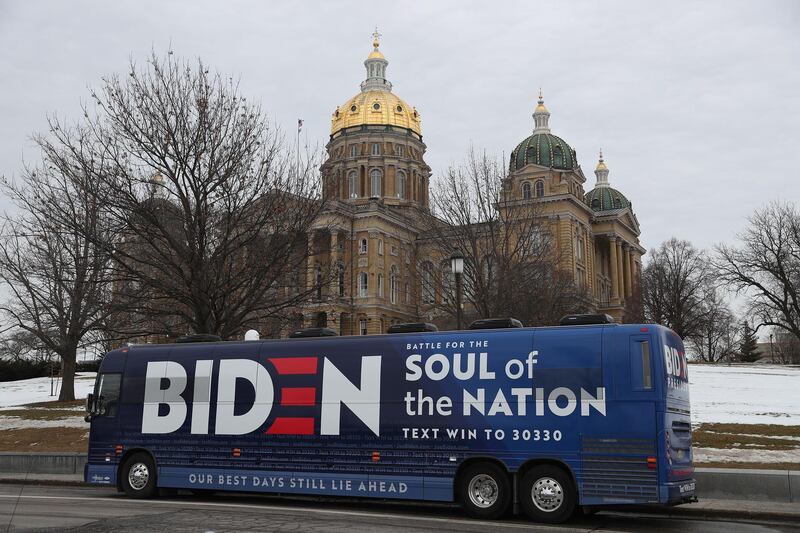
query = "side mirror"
xmin=86 ymin=393 xmax=95 ymax=413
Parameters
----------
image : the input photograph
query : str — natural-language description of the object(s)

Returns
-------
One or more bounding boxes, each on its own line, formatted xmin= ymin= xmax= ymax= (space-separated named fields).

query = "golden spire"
xmin=368 ymin=27 xmax=385 ymax=59
xmin=532 ymin=87 xmax=550 ymax=133
xmin=596 ymin=149 xmax=608 ymax=171
xmin=372 ymin=26 xmax=381 ymax=50
xmin=535 ymin=88 xmax=548 ymax=113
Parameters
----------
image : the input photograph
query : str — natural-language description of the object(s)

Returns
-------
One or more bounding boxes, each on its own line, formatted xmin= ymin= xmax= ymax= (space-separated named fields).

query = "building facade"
xmin=300 ymin=35 xmax=643 ymax=334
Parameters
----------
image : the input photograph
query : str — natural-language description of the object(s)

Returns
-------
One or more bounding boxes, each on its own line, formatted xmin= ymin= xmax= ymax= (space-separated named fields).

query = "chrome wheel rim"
xmin=467 ymin=474 xmax=499 ymax=508
xmin=531 ymin=476 xmax=564 ymax=512
xmin=128 ymin=462 xmax=150 ymax=491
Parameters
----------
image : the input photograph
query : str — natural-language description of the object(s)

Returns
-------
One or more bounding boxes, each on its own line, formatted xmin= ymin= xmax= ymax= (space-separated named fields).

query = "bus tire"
xmin=458 ymin=463 xmax=511 ymax=519
xmin=121 ymin=452 xmax=158 ymax=499
xmin=519 ymin=465 xmax=576 ymax=524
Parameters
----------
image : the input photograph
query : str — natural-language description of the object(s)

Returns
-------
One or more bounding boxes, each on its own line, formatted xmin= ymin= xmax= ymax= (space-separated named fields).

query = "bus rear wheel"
xmin=121 ymin=452 xmax=158 ymax=499
xmin=519 ymin=465 xmax=576 ymax=524
xmin=458 ymin=463 xmax=511 ymax=519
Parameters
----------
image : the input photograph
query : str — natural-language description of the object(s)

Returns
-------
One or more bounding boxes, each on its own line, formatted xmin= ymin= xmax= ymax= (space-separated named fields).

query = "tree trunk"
xmin=58 ymin=349 xmax=77 ymax=402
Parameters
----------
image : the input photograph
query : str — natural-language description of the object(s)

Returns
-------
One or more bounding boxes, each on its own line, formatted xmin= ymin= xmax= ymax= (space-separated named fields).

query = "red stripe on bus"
xmin=266 ymin=417 xmax=315 ymax=435
xmin=268 ymin=357 xmax=318 ymax=375
xmin=280 ymin=387 xmax=316 ymax=406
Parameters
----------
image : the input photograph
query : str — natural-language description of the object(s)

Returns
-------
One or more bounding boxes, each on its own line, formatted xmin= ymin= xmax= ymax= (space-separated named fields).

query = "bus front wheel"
xmin=458 ymin=463 xmax=511 ymax=519
xmin=121 ymin=452 xmax=158 ymax=499
xmin=519 ymin=465 xmax=576 ymax=524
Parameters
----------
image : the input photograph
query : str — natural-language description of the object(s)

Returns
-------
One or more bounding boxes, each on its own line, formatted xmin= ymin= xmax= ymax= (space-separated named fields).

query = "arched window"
xmin=422 ymin=262 xmax=435 ymax=304
xmin=338 ymin=263 xmax=345 ymax=297
xmin=614 ymin=197 xmax=621 ymax=208
xmin=360 ymin=238 xmax=368 ymax=254
xmin=359 ymin=272 xmax=368 ymax=297
xmin=370 ymin=168 xmax=382 ymax=197
xmin=535 ymin=180 xmax=545 ymax=197
xmin=371 ymin=143 xmax=381 ymax=156
xmin=553 ymin=146 xmax=564 ymax=167
xmin=377 ymin=273 xmax=384 ymax=297
xmin=591 ymin=198 xmax=600 ymax=209
xmin=390 ymin=265 xmax=398 ymax=304
xmin=397 ymin=170 xmax=406 ymax=198
xmin=348 ymin=170 xmax=358 ymax=198
xmin=350 ymin=145 xmax=358 ymax=157
xmin=440 ymin=261 xmax=453 ymax=303
xmin=483 ymin=255 xmax=495 ymax=284
xmin=522 ymin=182 xmax=531 ymax=199
xmin=315 ymin=265 xmax=322 ymax=300
xmin=378 ymin=239 xmax=384 ymax=255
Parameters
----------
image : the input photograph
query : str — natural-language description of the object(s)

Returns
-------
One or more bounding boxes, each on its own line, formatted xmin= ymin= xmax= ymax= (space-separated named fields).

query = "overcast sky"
xmin=1 ymin=0 xmax=798 ymax=253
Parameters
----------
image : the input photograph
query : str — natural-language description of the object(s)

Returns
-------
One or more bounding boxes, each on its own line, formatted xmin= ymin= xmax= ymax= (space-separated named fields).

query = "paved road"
xmin=1 ymin=483 xmax=798 ymax=533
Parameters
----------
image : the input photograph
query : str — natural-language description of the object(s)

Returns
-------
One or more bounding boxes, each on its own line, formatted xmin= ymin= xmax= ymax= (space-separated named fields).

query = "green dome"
xmin=585 ymin=187 xmax=631 ymax=212
xmin=509 ymin=133 xmax=577 ymax=172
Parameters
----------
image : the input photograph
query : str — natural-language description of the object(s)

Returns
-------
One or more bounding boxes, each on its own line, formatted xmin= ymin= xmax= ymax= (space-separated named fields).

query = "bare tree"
xmin=40 ymin=52 xmax=328 ymax=340
xmin=0 ymin=329 xmax=48 ymax=364
xmin=0 ymin=154 xmax=115 ymax=400
xmin=623 ymin=280 xmax=645 ymax=323
xmin=420 ymin=149 xmax=586 ymax=327
xmin=770 ymin=328 xmax=800 ymax=364
xmin=687 ymin=280 xmax=739 ymax=363
xmin=641 ymin=238 xmax=711 ymax=340
xmin=716 ymin=202 xmax=800 ymax=343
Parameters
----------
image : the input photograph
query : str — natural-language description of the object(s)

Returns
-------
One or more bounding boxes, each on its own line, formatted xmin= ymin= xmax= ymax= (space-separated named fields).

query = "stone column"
xmin=306 ymin=231 xmax=316 ymax=293
xmin=609 ymin=238 xmax=619 ymax=302
xmin=623 ymin=245 xmax=632 ymax=298
xmin=330 ymin=231 xmax=340 ymax=297
xmin=616 ymin=239 xmax=625 ymax=302
xmin=629 ymin=250 xmax=637 ymax=296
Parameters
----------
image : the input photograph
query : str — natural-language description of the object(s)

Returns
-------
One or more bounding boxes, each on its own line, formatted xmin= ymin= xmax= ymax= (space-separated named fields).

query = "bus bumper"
xmin=661 ymin=478 xmax=697 ymax=504
xmin=85 ymin=463 xmax=116 ymax=486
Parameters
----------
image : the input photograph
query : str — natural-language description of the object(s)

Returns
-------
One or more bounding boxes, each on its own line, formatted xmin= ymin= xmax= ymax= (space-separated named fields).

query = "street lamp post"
xmin=770 ymin=333 xmax=774 ymax=362
xmin=450 ymin=250 xmax=464 ymax=330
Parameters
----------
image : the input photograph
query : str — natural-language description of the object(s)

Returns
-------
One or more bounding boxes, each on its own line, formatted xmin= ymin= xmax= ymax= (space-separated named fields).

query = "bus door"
xmin=87 ymin=351 xmax=127 ymax=480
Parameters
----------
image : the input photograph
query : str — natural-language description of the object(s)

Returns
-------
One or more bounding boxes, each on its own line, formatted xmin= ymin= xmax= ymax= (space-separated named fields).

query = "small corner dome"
xmin=510 ymin=133 xmax=577 ymax=172
xmin=585 ymin=187 xmax=632 ymax=212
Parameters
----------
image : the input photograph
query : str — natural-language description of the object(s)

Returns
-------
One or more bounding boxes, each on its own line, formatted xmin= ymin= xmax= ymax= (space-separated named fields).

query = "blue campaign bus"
xmin=84 ymin=319 xmax=695 ymax=524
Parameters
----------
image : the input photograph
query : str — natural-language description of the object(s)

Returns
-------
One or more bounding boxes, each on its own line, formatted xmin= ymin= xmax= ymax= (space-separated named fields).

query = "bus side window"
xmin=630 ymin=341 xmax=653 ymax=391
xmin=97 ymin=373 xmax=122 ymax=417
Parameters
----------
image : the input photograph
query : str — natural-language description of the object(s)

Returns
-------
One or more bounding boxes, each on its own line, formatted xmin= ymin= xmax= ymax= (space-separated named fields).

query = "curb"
xmin=627 ymin=502 xmax=800 ymax=523
xmin=0 ymin=477 xmax=87 ymax=487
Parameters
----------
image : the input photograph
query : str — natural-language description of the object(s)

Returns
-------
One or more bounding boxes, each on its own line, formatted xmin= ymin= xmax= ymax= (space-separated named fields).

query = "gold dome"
xmin=331 ymin=90 xmax=421 ymax=135
xmin=367 ymin=49 xmax=386 ymax=60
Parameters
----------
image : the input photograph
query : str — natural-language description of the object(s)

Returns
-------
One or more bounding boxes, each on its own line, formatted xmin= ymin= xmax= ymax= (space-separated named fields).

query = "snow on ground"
xmin=693 ymin=447 xmax=800 ymax=464
xmin=0 ymin=415 xmax=88 ymax=430
xmin=689 ymin=364 xmax=800 ymax=426
xmin=0 ymin=373 xmax=96 ymax=409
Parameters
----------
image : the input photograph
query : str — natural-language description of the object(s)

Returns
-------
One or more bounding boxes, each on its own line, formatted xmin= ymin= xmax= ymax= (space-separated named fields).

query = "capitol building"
xmin=300 ymin=34 xmax=644 ymax=335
